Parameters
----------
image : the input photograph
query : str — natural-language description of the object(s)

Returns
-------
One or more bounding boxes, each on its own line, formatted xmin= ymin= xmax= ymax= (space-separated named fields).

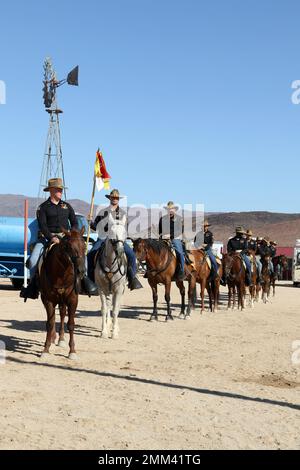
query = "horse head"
xmin=61 ymin=227 xmax=86 ymax=277
xmin=133 ymin=238 xmax=147 ymax=261
xmin=107 ymin=222 xmax=126 ymax=257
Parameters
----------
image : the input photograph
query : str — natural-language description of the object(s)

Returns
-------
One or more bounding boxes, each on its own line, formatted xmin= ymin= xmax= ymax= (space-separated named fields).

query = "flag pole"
xmin=86 ymin=174 xmax=96 ymax=254
xmin=23 ymin=199 xmax=29 ymax=287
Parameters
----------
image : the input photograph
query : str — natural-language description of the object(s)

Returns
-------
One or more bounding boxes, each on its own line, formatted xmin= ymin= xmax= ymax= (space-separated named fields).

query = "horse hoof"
xmin=101 ymin=333 xmax=109 ymax=339
xmin=185 ymin=314 xmax=191 ymax=320
xmin=40 ymin=352 xmax=51 ymax=360
xmin=179 ymin=313 xmax=185 ymax=319
xmin=57 ymin=340 xmax=67 ymax=349
xmin=68 ymin=353 xmax=78 ymax=360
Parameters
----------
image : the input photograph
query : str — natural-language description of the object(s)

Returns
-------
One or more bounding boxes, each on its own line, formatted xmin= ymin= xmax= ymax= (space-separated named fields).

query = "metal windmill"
xmin=38 ymin=57 xmax=79 ymax=200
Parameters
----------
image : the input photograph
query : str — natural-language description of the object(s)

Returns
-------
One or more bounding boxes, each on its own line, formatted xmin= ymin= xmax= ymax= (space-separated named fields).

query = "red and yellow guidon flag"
xmin=94 ymin=149 xmax=111 ymax=191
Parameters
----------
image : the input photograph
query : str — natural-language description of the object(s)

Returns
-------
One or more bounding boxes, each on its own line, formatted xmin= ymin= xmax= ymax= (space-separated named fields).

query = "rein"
xmin=145 ymin=244 xmax=174 ymax=277
xmin=99 ymin=239 xmax=126 ymax=292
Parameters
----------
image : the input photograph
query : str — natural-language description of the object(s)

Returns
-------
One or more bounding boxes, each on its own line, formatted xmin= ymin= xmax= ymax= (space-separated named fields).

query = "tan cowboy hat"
xmin=164 ymin=201 xmax=179 ymax=211
xmin=235 ymin=226 xmax=246 ymax=234
xmin=43 ymin=177 xmax=67 ymax=192
xmin=105 ymin=189 xmax=124 ymax=200
xmin=270 ymin=240 xmax=277 ymax=245
xmin=246 ymin=229 xmax=253 ymax=236
xmin=256 ymin=236 xmax=263 ymax=241
xmin=204 ymin=220 xmax=211 ymax=227
xmin=263 ymin=236 xmax=270 ymax=243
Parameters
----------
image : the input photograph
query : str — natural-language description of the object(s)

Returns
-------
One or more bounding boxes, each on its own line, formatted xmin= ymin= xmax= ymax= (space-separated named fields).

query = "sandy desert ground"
xmin=0 ymin=277 xmax=299 ymax=450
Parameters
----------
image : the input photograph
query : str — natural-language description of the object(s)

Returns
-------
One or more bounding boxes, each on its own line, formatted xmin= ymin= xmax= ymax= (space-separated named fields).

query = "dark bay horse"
xmin=261 ymin=255 xmax=271 ymax=303
xmin=271 ymin=255 xmax=288 ymax=296
xmin=39 ymin=227 xmax=86 ymax=359
xmin=133 ymin=238 xmax=195 ymax=321
xmin=222 ymin=253 xmax=246 ymax=310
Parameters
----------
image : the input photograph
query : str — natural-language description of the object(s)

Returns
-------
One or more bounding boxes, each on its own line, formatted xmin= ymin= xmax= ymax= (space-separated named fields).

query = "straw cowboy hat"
xmin=43 ymin=177 xmax=67 ymax=192
xmin=270 ymin=240 xmax=277 ymax=246
xmin=246 ymin=229 xmax=253 ymax=236
xmin=235 ymin=226 xmax=246 ymax=234
xmin=263 ymin=236 xmax=270 ymax=243
xmin=105 ymin=189 xmax=124 ymax=200
xmin=164 ymin=201 xmax=179 ymax=211
xmin=204 ymin=220 xmax=211 ymax=227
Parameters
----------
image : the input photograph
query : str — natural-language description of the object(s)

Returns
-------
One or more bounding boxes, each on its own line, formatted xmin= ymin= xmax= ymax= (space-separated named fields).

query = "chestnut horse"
xmin=222 ymin=253 xmax=246 ymax=310
xmin=187 ymin=249 xmax=220 ymax=313
xmin=133 ymin=239 xmax=195 ymax=321
xmin=39 ymin=227 xmax=86 ymax=359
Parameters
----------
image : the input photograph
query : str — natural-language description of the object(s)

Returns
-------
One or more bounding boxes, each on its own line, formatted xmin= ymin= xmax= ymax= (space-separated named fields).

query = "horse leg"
xmin=213 ymin=279 xmax=219 ymax=312
xmin=240 ymin=284 xmax=245 ymax=310
xmin=100 ymin=292 xmax=109 ymax=338
xmin=67 ymin=300 xmax=77 ymax=359
xmin=206 ymin=281 xmax=213 ymax=312
xmin=233 ymin=285 xmax=236 ymax=310
xmin=186 ymin=276 xmax=196 ymax=318
xmin=165 ymin=281 xmax=173 ymax=321
xmin=111 ymin=287 xmax=124 ymax=339
xmin=200 ymin=280 xmax=206 ymax=313
xmin=57 ymin=304 xmax=67 ymax=348
xmin=41 ymin=301 xmax=56 ymax=357
xmin=227 ymin=286 xmax=232 ymax=310
xmin=150 ymin=283 xmax=158 ymax=321
xmin=176 ymin=280 xmax=186 ymax=318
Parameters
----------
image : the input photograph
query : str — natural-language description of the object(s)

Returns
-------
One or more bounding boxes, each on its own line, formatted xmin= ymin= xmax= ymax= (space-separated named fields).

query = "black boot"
xmin=20 ymin=277 xmax=39 ymax=302
xmin=176 ymin=270 xmax=185 ymax=281
xmin=128 ymin=268 xmax=143 ymax=290
xmin=246 ymin=272 xmax=253 ymax=287
xmin=82 ymin=275 xmax=99 ymax=296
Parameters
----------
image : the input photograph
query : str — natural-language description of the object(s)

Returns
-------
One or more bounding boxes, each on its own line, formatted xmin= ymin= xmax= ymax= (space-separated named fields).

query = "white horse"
xmin=94 ymin=223 xmax=127 ymax=339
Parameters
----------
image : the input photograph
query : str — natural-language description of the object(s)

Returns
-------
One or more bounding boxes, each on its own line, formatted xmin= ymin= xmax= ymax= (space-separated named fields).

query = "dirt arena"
xmin=0 ymin=278 xmax=299 ymax=450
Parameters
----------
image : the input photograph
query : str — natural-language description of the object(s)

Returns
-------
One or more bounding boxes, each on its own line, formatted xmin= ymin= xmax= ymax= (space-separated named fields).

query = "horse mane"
xmin=145 ymin=238 xmax=169 ymax=255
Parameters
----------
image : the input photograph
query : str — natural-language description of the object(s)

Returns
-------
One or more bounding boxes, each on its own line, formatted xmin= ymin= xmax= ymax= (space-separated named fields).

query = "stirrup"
xmin=129 ymin=277 xmax=143 ymax=290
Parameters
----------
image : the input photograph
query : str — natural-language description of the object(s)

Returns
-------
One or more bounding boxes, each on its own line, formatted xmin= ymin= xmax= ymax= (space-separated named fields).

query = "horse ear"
xmin=80 ymin=226 xmax=85 ymax=236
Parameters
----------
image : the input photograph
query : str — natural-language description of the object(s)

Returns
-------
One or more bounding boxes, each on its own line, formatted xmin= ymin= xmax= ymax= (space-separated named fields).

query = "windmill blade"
xmin=67 ymin=66 xmax=79 ymax=86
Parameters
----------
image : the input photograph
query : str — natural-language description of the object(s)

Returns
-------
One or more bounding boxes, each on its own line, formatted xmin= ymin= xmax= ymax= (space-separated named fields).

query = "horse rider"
xmin=158 ymin=201 xmax=185 ymax=281
xmin=20 ymin=178 xmax=98 ymax=300
xmin=246 ymin=229 xmax=261 ymax=283
xmin=226 ymin=226 xmax=253 ymax=286
xmin=88 ymin=189 xmax=142 ymax=290
xmin=270 ymin=240 xmax=277 ymax=258
xmin=194 ymin=220 xmax=219 ymax=279
xmin=258 ymin=237 xmax=274 ymax=275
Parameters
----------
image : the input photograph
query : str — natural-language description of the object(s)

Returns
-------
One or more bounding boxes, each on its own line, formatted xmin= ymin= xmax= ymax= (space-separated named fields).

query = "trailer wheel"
xmin=11 ymin=278 xmax=24 ymax=290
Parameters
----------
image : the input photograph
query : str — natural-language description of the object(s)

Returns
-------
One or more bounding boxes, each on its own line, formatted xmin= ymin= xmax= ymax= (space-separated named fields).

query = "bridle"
xmin=99 ymin=237 xmax=127 ymax=292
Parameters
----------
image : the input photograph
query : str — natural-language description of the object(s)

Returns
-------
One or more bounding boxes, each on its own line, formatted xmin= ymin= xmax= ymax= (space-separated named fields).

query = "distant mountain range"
xmin=0 ymin=194 xmax=299 ymax=246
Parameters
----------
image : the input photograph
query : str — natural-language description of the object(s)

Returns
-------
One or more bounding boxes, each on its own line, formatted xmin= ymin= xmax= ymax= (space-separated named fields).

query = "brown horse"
xmin=133 ymin=238 xmax=195 ymax=321
xmin=246 ymin=253 xmax=257 ymax=307
xmin=271 ymin=255 xmax=288 ymax=296
xmin=39 ymin=227 xmax=86 ymax=359
xmin=188 ymin=249 xmax=220 ymax=313
xmin=261 ymin=255 xmax=271 ymax=303
xmin=222 ymin=253 xmax=246 ymax=310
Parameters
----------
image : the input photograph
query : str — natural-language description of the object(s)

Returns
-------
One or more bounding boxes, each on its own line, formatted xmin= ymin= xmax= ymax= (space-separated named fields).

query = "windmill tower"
xmin=38 ymin=57 xmax=79 ymax=200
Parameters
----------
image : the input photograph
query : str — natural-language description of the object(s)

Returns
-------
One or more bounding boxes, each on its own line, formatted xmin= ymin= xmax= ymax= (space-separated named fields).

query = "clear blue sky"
xmin=0 ymin=0 xmax=300 ymax=212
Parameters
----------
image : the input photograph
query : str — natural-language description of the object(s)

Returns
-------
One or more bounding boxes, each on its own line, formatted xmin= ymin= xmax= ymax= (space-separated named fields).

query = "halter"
xmin=99 ymin=238 xmax=126 ymax=292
